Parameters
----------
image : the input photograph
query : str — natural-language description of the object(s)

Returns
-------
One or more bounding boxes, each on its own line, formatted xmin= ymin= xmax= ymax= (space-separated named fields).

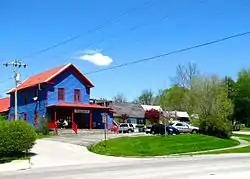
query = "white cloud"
xmin=79 ymin=51 xmax=113 ymax=66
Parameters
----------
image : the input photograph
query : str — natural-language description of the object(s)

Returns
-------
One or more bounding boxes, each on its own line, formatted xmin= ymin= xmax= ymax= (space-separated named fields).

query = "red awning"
xmin=47 ymin=103 xmax=110 ymax=109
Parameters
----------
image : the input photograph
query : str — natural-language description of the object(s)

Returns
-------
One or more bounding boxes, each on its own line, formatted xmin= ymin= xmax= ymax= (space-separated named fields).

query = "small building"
xmin=141 ymin=105 xmax=163 ymax=112
xmin=0 ymin=97 xmax=10 ymax=119
xmin=108 ymin=102 xmax=145 ymax=125
xmin=7 ymin=63 xmax=113 ymax=133
xmin=167 ymin=111 xmax=190 ymax=122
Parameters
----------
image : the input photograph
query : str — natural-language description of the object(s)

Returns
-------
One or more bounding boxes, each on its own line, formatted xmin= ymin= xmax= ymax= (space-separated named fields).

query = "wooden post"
xmin=89 ymin=109 xmax=93 ymax=129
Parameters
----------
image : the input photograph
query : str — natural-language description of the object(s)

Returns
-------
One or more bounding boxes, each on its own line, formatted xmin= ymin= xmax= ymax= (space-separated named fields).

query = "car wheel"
xmin=192 ymin=129 xmax=198 ymax=134
xmin=128 ymin=129 xmax=132 ymax=133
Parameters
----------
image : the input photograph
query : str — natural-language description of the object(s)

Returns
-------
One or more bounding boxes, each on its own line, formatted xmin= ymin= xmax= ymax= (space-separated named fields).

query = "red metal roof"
xmin=47 ymin=103 xmax=110 ymax=109
xmin=0 ymin=97 xmax=10 ymax=113
xmin=8 ymin=63 xmax=94 ymax=93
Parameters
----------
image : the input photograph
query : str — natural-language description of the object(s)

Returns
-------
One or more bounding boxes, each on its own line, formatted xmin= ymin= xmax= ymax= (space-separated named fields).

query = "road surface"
xmin=1 ymin=154 xmax=250 ymax=179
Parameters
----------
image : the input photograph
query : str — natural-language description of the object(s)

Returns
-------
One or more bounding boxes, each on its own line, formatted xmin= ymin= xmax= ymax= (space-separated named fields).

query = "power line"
xmin=0 ymin=78 xmax=12 ymax=84
xmin=22 ymin=0 xmax=152 ymax=60
xmin=85 ymin=31 xmax=250 ymax=75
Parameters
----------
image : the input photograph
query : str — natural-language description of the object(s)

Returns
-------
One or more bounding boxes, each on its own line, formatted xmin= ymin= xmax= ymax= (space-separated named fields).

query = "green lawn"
xmin=0 ymin=153 xmax=29 ymax=164
xmin=89 ymin=134 xmax=239 ymax=157
xmin=200 ymin=146 xmax=250 ymax=154
xmin=36 ymin=133 xmax=54 ymax=139
xmin=234 ymin=134 xmax=250 ymax=142
xmin=241 ymin=127 xmax=250 ymax=132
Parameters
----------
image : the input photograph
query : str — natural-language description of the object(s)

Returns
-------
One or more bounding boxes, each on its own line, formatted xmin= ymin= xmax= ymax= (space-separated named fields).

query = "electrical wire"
xmin=22 ymin=0 xmax=153 ymax=60
xmin=84 ymin=31 xmax=250 ymax=75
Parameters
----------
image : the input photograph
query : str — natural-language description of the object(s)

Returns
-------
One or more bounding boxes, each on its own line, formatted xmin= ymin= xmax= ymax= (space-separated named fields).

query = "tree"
xmin=113 ymin=93 xmax=127 ymax=103
xmin=232 ymin=69 xmax=250 ymax=126
xmin=172 ymin=62 xmax=199 ymax=89
xmin=159 ymin=85 xmax=188 ymax=111
xmin=134 ymin=89 xmax=155 ymax=105
xmin=145 ymin=109 xmax=160 ymax=124
xmin=185 ymin=75 xmax=233 ymax=138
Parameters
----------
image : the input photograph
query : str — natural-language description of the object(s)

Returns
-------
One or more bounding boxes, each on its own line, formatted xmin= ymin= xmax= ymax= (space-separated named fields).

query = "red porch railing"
xmin=72 ymin=121 xmax=78 ymax=134
xmin=48 ymin=120 xmax=58 ymax=135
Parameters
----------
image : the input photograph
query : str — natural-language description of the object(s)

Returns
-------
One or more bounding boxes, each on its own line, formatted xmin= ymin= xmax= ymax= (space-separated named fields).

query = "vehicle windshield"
xmin=119 ymin=124 xmax=128 ymax=127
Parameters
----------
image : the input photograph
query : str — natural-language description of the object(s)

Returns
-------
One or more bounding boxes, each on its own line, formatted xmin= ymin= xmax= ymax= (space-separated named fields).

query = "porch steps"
xmin=58 ymin=129 xmax=114 ymax=135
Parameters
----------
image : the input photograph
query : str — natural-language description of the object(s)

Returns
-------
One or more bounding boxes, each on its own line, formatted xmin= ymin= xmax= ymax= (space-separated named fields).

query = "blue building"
xmin=7 ymin=64 xmax=113 ymax=134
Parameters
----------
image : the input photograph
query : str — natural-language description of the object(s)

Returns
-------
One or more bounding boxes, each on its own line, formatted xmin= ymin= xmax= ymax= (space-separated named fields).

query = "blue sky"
xmin=0 ymin=0 xmax=250 ymax=101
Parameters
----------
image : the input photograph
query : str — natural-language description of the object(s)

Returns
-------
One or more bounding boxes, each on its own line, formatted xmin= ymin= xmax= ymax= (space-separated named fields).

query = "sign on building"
xmin=74 ymin=109 xmax=90 ymax=114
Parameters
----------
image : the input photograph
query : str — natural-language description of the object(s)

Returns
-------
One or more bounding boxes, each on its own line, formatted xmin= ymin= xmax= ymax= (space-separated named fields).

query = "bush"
xmin=35 ymin=117 xmax=49 ymax=135
xmin=198 ymin=116 xmax=232 ymax=139
xmin=0 ymin=120 xmax=36 ymax=157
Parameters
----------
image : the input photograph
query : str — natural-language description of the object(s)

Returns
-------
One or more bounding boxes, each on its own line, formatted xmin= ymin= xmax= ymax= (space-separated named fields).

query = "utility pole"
xmin=3 ymin=60 xmax=28 ymax=120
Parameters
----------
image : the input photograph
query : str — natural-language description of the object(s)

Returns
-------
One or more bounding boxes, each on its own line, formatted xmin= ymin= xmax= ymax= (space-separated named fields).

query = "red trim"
xmin=47 ymin=103 xmax=110 ymax=109
xmin=48 ymin=65 xmax=94 ymax=88
xmin=89 ymin=109 xmax=93 ymax=129
xmin=72 ymin=110 xmax=78 ymax=134
xmin=58 ymin=88 xmax=65 ymax=101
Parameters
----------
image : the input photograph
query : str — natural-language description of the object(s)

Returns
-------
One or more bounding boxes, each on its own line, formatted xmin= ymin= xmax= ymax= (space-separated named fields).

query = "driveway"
xmin=44 ymin=133 xmax=145 ymax=146
xmin=0 ymin=133 xmax=146 ymax=172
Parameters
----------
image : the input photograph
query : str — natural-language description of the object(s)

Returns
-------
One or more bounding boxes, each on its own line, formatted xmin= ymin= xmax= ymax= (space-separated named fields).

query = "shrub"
xmin=0 ymin=115 xmax=5 ymax=121
xmin=198 ymin=116 xmax=232 ymax=139
xmin=0 ymin=120 xmax=36 ymax=157
xmin=35 ymin=117 xmax=49 ymax=135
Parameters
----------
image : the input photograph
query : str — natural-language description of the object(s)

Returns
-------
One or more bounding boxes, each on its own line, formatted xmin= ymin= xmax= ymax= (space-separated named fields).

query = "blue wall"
xmin=9 ymin=86 xmax=47 ymax=126
xmin=47 ymin=68 xmax=90 ymax=106
xmin=92 ymin=110 xmax=113 ymax=129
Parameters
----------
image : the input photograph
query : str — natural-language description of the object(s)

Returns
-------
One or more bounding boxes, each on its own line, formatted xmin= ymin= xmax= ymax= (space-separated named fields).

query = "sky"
xmin=0 ymin=0 xmax=250 ymax=101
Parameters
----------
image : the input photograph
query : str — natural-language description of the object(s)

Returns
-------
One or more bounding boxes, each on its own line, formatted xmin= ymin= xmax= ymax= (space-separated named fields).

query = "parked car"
xmin=169 ymin=122 xmax=199 ymax=134
xmin=145 ymin=126 xmax=152 ymax=134
xmin=118 ymin=123 xmax=134 ymax=133
xmin=150 ymin=124 xmax=180 ymax=135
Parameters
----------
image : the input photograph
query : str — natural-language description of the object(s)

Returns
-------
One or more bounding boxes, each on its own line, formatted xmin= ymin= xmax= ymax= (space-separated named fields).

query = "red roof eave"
xmin=47 ymin=103 xmax=110 ymax=109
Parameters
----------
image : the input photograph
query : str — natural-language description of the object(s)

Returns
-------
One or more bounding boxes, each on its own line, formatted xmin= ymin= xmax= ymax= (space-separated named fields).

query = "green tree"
xmin=159 ymin=85 xmax=187 ymax=111
xmin=186 ymin=75 xmax=233 ymax=138
xmin=233 ymin=69 xmax=250 ymax=126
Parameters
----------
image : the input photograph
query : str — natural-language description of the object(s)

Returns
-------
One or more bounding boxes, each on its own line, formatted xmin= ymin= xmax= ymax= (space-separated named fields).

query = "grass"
xmin=0 ymin=153 xmax=30 ymax=164
xmin=233 ymin=134 xmax=250 ymax=142
xmin=241 ymin=127 xmax=250 ymax=132
xmin=89 ymin=134 xmax=239 ymax=157
xmin=36 ymin=133 xmax=54 ymax=139
xmin=200 ymin=146 xmax=250 ymax=154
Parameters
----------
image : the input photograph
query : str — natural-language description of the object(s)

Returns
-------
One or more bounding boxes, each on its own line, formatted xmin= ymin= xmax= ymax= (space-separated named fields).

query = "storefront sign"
xmin=74 ymin=109 xmax=90 ymax=114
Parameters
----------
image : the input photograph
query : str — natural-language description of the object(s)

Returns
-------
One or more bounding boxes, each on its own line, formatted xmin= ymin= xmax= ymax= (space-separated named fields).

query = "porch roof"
xmin=47 ymin=103 xmax=110 ymax=109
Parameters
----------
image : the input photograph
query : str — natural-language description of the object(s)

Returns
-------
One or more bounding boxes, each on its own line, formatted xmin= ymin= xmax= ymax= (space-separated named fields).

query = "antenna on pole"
xmin=2 ymin=60 xmax=28 ymax=120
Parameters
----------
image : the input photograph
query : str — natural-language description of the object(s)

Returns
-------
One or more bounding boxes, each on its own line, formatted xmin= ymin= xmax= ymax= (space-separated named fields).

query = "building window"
xmin=58 ymin=88 xmax=65 ymax=101
xmin=24 ymin=91 xmax=28 ymax=104
xmin=24 ymin=113 xmax=27 ymax=122
xmin=74 ymin=89 xmax=81 ymax=103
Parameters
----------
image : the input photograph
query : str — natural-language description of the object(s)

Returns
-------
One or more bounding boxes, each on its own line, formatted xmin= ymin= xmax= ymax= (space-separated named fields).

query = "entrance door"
xmin=74 ymin=113 xmax=89 ymax=129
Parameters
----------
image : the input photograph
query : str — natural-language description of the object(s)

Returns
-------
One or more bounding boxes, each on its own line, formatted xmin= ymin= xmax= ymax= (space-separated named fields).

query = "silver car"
xmin=170 ymin=122 xmax=199 ymax=134
xmin=118 ymin=123 xmax=134 ymax=133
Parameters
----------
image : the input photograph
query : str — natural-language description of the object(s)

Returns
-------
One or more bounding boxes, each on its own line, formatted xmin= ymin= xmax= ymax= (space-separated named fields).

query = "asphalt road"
xmin=1 ymin=154 xmax=250 ymax=179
